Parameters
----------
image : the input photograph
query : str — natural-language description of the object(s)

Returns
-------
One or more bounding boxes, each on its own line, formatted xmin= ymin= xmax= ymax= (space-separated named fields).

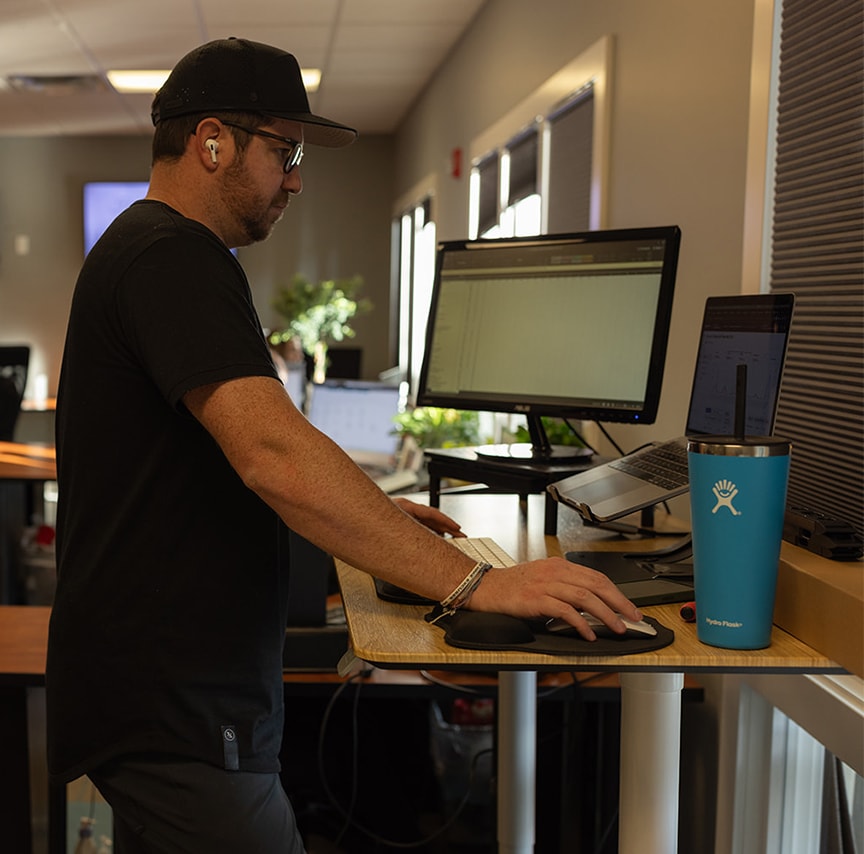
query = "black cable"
xmin=563 ymin=418 xmax=596 ymax=453
xmin=418 ymin=670 xmax=486 ymax=694
xmin=593 ymin=421 xmax=626 ymax=456
xmin=316 ymin=675 xmax=494 ymax=849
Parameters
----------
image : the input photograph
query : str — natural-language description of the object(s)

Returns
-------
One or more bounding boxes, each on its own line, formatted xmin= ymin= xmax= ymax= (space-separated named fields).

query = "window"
xmin=728 ymin=677 xmax=863 ymax=854
xmin=475 ymin=153 xmax=500 ymax=238
xmin=393 ymin=196 xmax=436 ymax=399
xmin=547 ymin=88 xmax=595 ymax=234
xmin=468 ymin=36 xmax=611 ymax=240
xmin=470 ymin=87 xmax=593 ymax=239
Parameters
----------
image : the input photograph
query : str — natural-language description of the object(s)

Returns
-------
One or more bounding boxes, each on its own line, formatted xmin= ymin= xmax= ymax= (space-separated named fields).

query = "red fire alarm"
xmin=451 ymin=148 xmax=462 ymax=179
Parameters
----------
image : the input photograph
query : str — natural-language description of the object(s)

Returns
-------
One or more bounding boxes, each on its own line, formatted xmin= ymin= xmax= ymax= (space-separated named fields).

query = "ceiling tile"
xmin=0 ymin=0 xmax=487 ymax=136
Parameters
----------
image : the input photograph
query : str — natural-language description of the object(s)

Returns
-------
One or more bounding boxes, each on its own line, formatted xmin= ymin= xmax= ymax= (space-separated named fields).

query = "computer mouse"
xmin=544 ymin=613 xmax=657 ymax=639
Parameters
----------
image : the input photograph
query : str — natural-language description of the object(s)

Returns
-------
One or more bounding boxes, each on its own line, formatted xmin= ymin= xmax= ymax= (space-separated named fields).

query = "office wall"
xmin=241 ymin=135 xmax=395 ymax=376
xmin=0 ymin=133 xmax=395 ymax=394
xmin=394 ymin=0 xmax=757 ymax=461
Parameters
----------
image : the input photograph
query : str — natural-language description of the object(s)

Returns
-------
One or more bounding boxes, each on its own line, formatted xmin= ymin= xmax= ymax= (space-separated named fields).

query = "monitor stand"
xmin=474 ymin=414 xmax=593 ymax=464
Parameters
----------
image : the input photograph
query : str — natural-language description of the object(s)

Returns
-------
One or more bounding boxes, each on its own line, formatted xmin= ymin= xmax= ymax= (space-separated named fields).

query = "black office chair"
xmin=0 ymin=346 xmax=30 ymax=441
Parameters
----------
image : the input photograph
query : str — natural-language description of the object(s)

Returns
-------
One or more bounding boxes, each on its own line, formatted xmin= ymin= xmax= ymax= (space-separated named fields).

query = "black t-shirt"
xmin=46 ymin=201 xmax=289 ymax=782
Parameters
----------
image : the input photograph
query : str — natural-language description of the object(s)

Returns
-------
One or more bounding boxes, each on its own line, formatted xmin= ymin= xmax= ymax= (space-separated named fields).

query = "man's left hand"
xmin=393 ymin=498 xmax=466 ymax=537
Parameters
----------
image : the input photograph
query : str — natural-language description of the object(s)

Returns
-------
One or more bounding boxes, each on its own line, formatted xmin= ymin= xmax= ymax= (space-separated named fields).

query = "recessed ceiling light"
xmin=106 ymin=68 xmax=322 ymax=95
xmin=106 ymin=70 xmax=170 ymax=94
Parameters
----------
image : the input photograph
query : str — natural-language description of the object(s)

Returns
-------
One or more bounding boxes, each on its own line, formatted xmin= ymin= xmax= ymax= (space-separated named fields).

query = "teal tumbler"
xmin=687 ymin=436 xmax=791 ymax=649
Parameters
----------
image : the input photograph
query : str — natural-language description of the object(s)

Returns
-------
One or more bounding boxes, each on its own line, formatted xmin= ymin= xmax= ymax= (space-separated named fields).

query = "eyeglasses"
xmin=221 ymin=122 xmax=304 ymax=174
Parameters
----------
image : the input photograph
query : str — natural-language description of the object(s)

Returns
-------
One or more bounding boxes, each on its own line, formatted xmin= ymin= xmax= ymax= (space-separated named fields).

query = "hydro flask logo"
xmin=711 ymin=479 xmax=741 ymax=516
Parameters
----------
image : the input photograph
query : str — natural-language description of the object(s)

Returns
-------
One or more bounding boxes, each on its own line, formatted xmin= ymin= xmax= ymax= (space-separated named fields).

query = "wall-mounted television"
xmin=83 ymin=180 xmax=242 ymax=258
xmin=416 ymin=226 xmax=682 ymax=460
xmin=83 ymin=181 xmax=149 ymax=256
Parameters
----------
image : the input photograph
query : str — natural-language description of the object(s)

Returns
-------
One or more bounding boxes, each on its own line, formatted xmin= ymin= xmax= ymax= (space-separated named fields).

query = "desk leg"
xmin=618 ymin=672 xmax=684 ymax=854
xmin=543 ymin=492 xmax=558 ymax=536
xmin=497 ymin=671 xmax=536 ymax=854
xmin=428 ymin=466 xmax=441 ymax=508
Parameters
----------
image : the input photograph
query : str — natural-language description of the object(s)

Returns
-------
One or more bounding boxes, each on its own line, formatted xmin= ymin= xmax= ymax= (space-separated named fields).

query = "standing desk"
xmin=335 ymin=492 xmax=846 ymax=854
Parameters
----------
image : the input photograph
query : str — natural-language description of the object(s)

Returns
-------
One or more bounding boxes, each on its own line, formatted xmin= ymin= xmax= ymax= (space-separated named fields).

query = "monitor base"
xmin=475 ymin=443 xmax=594 ymax=464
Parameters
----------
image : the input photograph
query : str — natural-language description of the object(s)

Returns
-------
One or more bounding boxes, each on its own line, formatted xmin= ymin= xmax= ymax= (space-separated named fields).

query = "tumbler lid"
xmin=686 ymin=435 xmax=791 ymax=457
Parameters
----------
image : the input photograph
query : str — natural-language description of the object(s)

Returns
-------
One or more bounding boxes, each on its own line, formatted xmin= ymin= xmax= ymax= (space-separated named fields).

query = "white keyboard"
xmin=451 ymin=536 xmax=517 ymax=568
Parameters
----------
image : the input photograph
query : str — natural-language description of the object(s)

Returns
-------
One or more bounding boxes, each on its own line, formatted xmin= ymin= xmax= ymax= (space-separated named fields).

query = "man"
xmin=46 ymin=38 xmax=642 ymax=853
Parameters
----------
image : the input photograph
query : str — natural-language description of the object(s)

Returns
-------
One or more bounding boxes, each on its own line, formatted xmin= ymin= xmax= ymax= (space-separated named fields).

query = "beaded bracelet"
xmin=426 ymin=560 xmax=492 ymax=624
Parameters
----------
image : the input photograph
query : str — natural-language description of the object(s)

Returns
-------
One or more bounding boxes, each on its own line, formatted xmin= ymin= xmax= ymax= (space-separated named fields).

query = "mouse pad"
xmin=433 ymin=611 xmax=674 ymax=656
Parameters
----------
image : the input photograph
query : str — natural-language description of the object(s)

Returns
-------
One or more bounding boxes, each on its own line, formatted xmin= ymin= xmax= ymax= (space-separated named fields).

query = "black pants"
xmin=88 ymin=755 xmax=306 ymax=854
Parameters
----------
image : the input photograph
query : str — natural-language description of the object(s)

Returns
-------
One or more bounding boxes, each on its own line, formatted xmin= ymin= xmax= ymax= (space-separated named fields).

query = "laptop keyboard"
xmin=609 ymin=440 xmax=690 ymax=490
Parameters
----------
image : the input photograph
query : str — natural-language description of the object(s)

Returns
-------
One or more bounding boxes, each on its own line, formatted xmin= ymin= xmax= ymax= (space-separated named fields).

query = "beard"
xmin=221 ymin=157 xmax=291 ymax=246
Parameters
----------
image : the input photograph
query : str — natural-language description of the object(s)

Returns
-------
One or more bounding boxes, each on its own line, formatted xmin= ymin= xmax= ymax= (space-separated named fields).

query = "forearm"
xmin=256 ymin=437 xmax=475 ymax=596
xmin=184 ymin=376 xmax=645 ymax=637
xmin=185 ymin=376 xmax=477 ymax=600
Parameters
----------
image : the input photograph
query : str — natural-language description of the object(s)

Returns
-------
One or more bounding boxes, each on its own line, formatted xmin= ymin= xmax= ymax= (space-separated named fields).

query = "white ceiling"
xmin=0 ymin=0 xmax=486 ymax=137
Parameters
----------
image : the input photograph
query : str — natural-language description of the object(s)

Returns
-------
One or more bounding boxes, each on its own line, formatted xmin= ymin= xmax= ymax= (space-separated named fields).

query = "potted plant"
xmin=392 ymin=406 xmax=482 ymax=449
xmin=269 ymin=273 xmax=371 ymax=383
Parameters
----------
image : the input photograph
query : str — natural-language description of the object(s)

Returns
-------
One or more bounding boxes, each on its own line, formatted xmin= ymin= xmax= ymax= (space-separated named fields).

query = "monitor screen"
xmin=416 ymin=226 xmax=681 ymax=460
xmin=306 ymin=380 xmax=401 ymax=463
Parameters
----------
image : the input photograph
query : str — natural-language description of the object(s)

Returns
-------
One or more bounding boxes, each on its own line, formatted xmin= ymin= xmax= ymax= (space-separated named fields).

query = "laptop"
xmin=306 ymin=380 xmax=419 ymax=492
xmin=547 ymin=293 xmax=795 ymax=524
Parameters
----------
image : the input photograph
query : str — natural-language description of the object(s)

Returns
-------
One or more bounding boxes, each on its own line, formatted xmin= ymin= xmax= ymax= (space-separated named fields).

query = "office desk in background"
xmin=0 ymin=442 xmax=56 ymax=604
xmin=16 ymin=399 xmax=57 ymax=446
xmin=336 ymin=492 xmax=845 ymax=854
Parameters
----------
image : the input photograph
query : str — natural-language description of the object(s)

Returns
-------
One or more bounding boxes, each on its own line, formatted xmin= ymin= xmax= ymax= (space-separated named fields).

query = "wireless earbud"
xmin=206 ymin=139 xmax=219 ymax=163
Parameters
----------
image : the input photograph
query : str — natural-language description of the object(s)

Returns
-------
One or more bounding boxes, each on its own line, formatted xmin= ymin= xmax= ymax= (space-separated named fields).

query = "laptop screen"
xmin=685 ymin=294 xmax=794 ymax=437
xmin=306 ymin=381 xmax=401 ymax=461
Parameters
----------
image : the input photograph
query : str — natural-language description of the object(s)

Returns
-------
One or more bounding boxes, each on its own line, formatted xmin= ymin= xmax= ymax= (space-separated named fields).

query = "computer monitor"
xmin=83 ymin=181 xmax=148 ymax=256
xmin=416 ymin=226 xmax=681 ymax=461
xmin=306 ymin=380 xmax=402 ymax=468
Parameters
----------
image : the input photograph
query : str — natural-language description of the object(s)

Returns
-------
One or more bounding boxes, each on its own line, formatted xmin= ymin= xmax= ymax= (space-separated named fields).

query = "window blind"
xmin=477 ymin=153 xmax=500 ymax=237
xmin=547 ymin=88 xmax=594 ymax=234
xmin=507 ymin=128 xmax=538 ymax=205
xmin=769 ymin=0 xmax=864 ymax=534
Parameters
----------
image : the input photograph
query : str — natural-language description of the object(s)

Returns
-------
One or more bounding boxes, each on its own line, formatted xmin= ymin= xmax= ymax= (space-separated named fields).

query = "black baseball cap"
xmin=151 ymin=37 xmax=358 ymax=148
